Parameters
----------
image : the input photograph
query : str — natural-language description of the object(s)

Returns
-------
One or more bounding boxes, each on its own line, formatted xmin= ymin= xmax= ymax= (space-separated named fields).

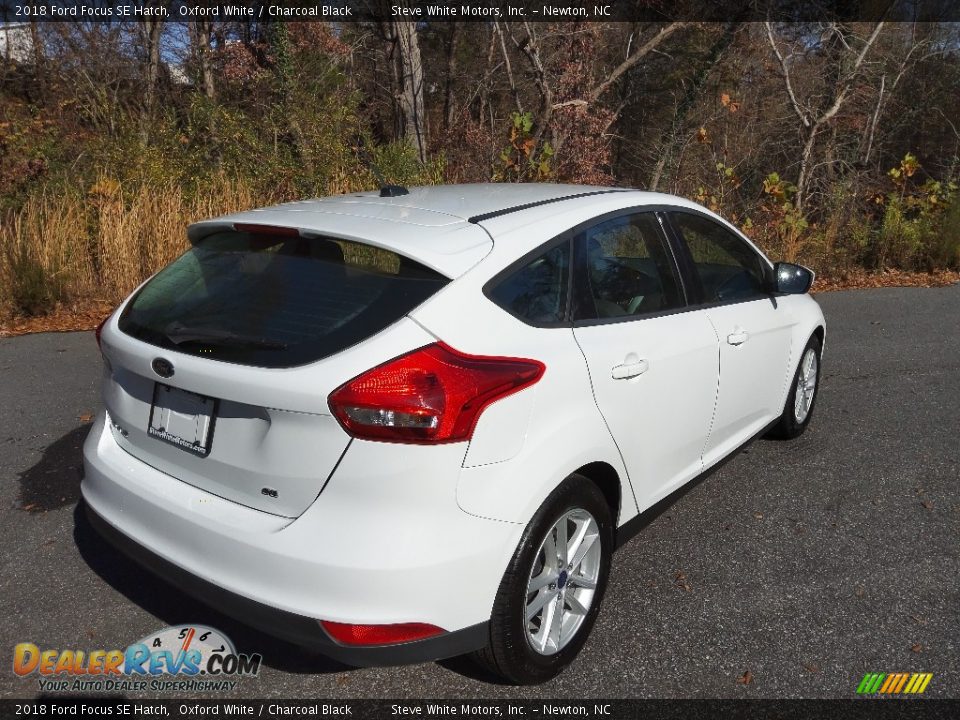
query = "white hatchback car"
xmin=82 ymin=184 xmax=824 ymax=684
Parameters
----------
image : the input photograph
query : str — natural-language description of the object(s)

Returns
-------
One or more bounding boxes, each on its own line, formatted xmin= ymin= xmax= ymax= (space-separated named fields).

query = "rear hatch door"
xmin=100 ymin=223 xmax=465 ymax=517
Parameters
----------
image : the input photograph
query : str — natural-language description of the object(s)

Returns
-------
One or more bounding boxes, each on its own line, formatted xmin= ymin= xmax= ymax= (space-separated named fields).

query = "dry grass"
xmin=3 ymin=174 xmax=958 ymax=334
xmin=1 ymin=174 xmax=262 ymax=322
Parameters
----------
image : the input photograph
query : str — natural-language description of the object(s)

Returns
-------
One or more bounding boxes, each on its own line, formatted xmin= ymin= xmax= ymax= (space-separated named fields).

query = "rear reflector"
xmin=328 ymin=343 xmax=544 ymax=444
xmin=233 ymin=223 xmax=300 ymax=237
xmin=320 ymin=621 xmax=445 ymax=646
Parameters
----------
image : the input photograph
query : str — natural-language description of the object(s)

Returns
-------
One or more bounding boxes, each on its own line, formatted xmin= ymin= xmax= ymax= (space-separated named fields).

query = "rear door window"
xmin=118 ymin=229 xmax=449 ymax=368
xmin=574 ymin=213 xmax=685 ymax=321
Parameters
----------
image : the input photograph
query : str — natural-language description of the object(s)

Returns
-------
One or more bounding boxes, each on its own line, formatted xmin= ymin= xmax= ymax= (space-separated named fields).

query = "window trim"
xmin=661 ymin=208 xmax=776 ymax=309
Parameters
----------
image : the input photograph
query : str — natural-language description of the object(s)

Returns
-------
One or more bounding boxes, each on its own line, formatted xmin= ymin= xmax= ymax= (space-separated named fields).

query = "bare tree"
xmin=506 ymin=22 xmax=688 ymax=151
xmin=766 ymin=21 xmax=885 ymax=212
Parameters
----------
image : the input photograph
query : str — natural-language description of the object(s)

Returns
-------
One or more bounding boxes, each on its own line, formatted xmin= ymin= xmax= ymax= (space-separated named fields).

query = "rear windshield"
xmin=118 ymin=230 xmax=449 ymax=368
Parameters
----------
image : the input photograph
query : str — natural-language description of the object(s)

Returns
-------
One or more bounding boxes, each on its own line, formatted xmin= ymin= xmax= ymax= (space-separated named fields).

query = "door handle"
xmin=611 ymin=359 xmax=649 ymax=380
xmin=727 ymin=329 xmax=749 ymax=346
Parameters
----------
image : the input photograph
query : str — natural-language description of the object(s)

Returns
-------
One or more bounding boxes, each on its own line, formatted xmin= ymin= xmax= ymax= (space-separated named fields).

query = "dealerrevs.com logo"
xmin=13 ymin=625 xmax=261 ymax=693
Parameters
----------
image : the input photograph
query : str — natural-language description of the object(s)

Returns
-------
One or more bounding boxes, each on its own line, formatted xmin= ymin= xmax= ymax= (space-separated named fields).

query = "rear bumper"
xmin=83 ymin=501 xmax=487 ymax=666
xmin=81 ymin=411 xmax=519 ymax=663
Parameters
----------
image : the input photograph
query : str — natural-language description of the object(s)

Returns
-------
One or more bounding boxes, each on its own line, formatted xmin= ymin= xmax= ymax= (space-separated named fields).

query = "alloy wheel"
xmin=524 ymin=508 xmax=602 ymax=655
xmin=793 ymin=347 xmax=818 ymax=423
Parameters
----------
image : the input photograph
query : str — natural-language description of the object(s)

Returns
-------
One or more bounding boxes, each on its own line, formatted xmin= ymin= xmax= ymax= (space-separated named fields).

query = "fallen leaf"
xmin=21 ymin=503 xmax=38 ymax=512
xmin=753 ymin=511 xmax=764 ymax=520
xmin=855 ymin=586 xmax=866 ymax=598
xmin=803 ymin=663 xmax=820 ymax=673
xmin=921 ymin=500 xmax=934 ymax=510
xmin=79 ymin=412 xmax=94 ymax=423
xmin=911 ymin=643 xmax=923 ymax=653
xmin=674 ymin=571 xmax=692 ymax=592
xmin=736 ymin=670 xmax=754 ymax=685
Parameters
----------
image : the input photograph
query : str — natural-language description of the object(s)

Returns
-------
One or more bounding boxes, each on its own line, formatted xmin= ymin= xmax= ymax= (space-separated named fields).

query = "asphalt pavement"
xmin=1 ymin=285 xmax=957 ymax=699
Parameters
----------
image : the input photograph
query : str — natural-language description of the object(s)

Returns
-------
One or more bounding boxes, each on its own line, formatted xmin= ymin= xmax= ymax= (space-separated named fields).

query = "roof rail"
xmin=467 ymin=189 xmax=627 ymax=224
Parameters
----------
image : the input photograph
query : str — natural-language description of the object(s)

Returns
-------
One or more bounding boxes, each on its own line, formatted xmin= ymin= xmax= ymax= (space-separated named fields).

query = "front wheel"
xmin=768 ymin=334 xmax=822 ymax=440
xmin=472 ymin=474 xmax=613 ymax=684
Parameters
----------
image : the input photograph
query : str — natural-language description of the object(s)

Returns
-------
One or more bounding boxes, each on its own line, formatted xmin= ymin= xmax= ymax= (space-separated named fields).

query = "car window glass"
xmin=574 ymin=213 xmax=684 ymax=320
xmin=670 ymin=212 xmax=767 ymax=303
xmin=118 ymin=231 xmax=448 ymax=368
xmin=488 ymin=242 xmax=570 ymax=324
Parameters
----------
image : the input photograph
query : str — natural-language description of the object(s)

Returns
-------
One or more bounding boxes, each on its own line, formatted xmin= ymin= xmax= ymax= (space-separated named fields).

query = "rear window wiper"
xmin=163 ymin=323 xmax=288 ymax=350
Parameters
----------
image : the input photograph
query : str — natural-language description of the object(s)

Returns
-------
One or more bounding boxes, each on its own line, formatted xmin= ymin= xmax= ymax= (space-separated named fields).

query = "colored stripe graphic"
xmin=857 ymin=672 xmax=932 ymax=694
xmin=904 ymin=674 xmax=921 ymax=693
xmin=893 ymin=673 xmax=910 ymax=693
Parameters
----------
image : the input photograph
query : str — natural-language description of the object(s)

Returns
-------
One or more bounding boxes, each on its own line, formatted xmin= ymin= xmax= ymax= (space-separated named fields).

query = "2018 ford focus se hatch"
xmin=82 ymin=183 xmax=825 ymax=684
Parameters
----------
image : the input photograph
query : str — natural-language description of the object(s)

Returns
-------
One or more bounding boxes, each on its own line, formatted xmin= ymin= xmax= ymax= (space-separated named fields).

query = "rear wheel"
xmin=769 ymin=335 xmax=822 ymax=439
xmin=473 ymin=474 xmax=613 ymax=684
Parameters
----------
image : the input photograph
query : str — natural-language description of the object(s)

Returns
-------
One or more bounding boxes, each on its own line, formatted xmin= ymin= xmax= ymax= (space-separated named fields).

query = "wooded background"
xmin=1 ymin=18 xmax=959 ymax=322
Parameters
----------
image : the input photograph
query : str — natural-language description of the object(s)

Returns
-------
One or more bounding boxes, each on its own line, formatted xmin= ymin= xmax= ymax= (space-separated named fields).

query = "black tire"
xmin=768 ymin=334 xmax=822 ymax=440
xmin=472 ymin=474 xmax=613 ymax=684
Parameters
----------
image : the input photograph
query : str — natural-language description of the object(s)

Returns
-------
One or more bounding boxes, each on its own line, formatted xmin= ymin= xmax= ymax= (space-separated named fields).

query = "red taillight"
xmin=95 ymin=316 xmax=109 ymax=351
xmin=328 ymin=343 xmax=545 ymax=444
xmin=320 ymin=621 xmax=444 ymax=646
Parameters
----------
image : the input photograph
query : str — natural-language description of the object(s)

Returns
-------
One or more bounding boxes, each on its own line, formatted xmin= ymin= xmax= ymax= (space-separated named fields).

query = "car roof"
xmin=187 ymin=184 xmax=710 ymax=277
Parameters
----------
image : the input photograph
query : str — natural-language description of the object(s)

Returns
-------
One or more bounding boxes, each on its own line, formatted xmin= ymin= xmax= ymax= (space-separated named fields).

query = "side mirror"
xmin=773 ymin=262 xmax=814 ymax=294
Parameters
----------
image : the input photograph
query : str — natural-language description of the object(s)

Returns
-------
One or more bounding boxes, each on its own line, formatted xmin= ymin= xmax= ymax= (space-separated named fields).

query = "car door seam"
xmin=699 ymin=314 xmax=723 ymax=465
xmin=568 ymin=328 xmax=641 ymax=518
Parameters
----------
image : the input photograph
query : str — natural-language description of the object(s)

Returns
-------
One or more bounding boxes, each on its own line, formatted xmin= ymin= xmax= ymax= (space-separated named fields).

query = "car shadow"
xmin=17 ymin=424 xmax=90 ymax=513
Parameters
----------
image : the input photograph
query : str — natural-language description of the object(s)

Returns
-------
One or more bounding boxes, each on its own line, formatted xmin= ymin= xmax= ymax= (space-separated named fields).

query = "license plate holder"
xmin=148 ymin=384 xmax=216 ymax=457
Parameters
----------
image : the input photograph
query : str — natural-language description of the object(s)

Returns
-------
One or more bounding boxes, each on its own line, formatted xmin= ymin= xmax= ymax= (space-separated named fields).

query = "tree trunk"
xmin=795 ymin=124 xmax=819 ymax=213
xmin=143 ymin=19 xmax=162 ymax=110
xmin=28 ymin=21 xmax=46 ymax=95
xmin=393 ymin=20 xmax=427 ymax=164
xmin=443 ymin=22 xmax=459 ymax=131
xmin=194 ymin=21 xmax=215 ymax=100
xmin=141 ymin=17 xmax=162 ymax=142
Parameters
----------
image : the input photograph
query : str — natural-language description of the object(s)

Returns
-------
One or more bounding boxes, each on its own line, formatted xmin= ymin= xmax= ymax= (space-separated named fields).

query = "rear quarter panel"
xmin=410 ymin=239 xmax=638 ymax=528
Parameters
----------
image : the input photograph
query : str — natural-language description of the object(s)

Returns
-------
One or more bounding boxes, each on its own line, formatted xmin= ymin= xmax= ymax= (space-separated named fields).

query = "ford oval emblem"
xmin=152 ymin=358 xmax=174 ymax=378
